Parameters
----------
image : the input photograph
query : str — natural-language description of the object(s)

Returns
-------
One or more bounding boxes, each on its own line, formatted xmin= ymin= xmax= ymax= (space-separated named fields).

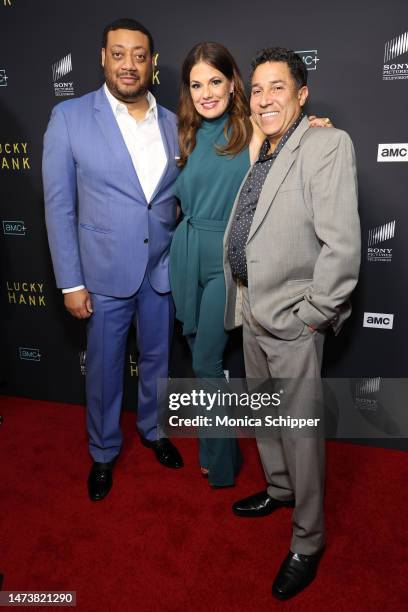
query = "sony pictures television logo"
xmin=353 ymin=377 xmax=381 ymax=411
xmin=367 ymin=220 xmax=395 ymax=263
xmin=19 ymin=347 xmax=41 ymax=362
xmin=52 ymin=53 xmax=75 ymax=97
xmin=383 ymin=30 xmax=408 ymax=80
xmin=363 ymin=313 xmax=394 ymax=330
xmin=295 ymin=50 xmax=320 ymax=70
xmin=3 ymin=220 xmax=26 ymax=236
xmin=0 ymin=69 xmax=8 ymax=87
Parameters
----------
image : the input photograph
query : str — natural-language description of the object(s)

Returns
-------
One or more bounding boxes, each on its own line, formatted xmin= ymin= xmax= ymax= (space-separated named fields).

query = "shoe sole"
xmin=233 ymin=502 xmax=294 ymax=517
xmin=233 ymin=509 xmax=277 ymax=517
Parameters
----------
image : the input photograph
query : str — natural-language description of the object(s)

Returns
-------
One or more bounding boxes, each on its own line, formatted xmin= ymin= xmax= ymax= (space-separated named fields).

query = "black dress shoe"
xmin=232 ymin=490 xmax=295 ymax=517
xmin=141 ymin=437 xmax=184 ymax=469
xmin=272 ymin=550 xmax=322 ymax=600
xmin=88 ymin=461 xmax=113 ymax=501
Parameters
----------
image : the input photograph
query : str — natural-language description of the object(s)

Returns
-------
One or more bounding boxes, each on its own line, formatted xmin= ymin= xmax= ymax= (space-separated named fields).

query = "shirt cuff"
xmin=62 ymin=285 xmax=85 ymax=294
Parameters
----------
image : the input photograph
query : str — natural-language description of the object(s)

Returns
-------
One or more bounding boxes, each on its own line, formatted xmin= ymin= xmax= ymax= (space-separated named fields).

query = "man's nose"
xmin=259 ymin=90 xmax=273 ymax=107
xmin=122 ymin=52 xmax=137 ymax=70
xmin=259 ymin=89 xmax=275 ymax=108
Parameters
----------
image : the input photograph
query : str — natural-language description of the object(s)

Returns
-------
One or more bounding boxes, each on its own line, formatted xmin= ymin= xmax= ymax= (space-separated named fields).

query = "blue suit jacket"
xmin=43 ymin=86 xmax=179 ymax=297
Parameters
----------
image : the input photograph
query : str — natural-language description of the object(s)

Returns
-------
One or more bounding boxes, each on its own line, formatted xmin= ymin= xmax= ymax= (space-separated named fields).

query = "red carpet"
xmin=0 ymin=396 xmax=407 ymax=611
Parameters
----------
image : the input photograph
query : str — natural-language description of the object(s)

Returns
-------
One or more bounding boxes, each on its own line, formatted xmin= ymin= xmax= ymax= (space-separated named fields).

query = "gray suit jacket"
xmin=224 ymin=116 xmax=361 ymax=340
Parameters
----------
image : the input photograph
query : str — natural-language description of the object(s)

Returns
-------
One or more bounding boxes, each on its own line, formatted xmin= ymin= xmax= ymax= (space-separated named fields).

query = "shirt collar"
xmin=103 ymin=83 xmax=158 ymax=121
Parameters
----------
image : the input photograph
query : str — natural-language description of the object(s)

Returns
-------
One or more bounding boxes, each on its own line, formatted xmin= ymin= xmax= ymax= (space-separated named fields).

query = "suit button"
xmin=147 ymin=204 xmax=152 ymax=209
xmin=144 ymin=238 xmax=148 ymax=244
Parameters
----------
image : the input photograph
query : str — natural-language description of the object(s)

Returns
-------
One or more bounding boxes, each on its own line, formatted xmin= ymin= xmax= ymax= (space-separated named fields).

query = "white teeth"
xmin=262 ymin=111 xmax=278 ymax=117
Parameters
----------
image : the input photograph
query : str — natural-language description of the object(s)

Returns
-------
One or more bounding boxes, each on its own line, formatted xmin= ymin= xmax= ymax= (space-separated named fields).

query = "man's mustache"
xmin=118 ymin=71 xmax=140 ymax=78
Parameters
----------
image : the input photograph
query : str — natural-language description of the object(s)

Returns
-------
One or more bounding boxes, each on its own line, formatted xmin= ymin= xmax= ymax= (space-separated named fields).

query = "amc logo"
xmin=295 ymin=50 xmax=320 ymax=70
xmin=363 ymin=313 xmax=394 ymax=330
xmin=3 ymin=220 xmax=26 ymax=236
xmin=0 ymin=69 xmax=8 ymax=86
xmin=19 ymin=347 xmax=41 ymax=361
xmin=377 ymin=144 xmax=408 ymax=162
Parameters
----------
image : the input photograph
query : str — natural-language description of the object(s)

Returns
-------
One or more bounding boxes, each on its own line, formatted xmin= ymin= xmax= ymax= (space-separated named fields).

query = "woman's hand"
xmin=249 ymin=115 xmax=266 ymax=164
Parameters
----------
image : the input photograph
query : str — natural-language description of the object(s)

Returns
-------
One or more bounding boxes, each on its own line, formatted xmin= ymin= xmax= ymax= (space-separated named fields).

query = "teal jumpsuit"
xmin=169 ymin=112 xmax=249 ymax=486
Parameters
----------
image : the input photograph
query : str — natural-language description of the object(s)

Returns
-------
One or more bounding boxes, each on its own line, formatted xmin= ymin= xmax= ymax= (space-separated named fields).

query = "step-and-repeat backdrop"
xmin=1 ymin=0 xmax=407 ymax=447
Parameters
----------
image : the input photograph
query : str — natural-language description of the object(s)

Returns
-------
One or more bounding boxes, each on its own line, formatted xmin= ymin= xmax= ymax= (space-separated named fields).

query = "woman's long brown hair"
xmin=177 ymin=42 xmax=252 ymax=168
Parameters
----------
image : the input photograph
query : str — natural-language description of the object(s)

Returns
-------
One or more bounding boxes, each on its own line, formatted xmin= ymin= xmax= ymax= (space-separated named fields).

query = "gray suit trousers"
xmin=242 ymin=287 xmax=325 ymax=555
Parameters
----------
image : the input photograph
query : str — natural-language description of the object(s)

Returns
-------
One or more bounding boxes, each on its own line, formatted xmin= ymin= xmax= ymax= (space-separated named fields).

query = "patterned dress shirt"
xmin=228 ymin=113 xmax=304 ymax=285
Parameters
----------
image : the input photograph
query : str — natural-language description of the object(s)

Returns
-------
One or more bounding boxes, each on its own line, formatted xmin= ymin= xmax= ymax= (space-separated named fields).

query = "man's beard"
xmin=105 ymin=71 xmax=151 ymax=103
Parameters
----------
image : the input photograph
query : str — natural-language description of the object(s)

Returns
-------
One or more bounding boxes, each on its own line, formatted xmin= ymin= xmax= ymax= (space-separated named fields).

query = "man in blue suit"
xmin=43 ymin=18 xmax=183 ymax=501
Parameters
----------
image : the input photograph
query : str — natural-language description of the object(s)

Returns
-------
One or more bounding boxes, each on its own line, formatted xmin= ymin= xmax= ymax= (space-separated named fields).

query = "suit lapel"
xmin=247 ymin=116 xmax=310 ymax=243
xmin=224 ymin=165 xmax=252 ymax=244
xmin=93 ymin=86 xmax=146 ymax=201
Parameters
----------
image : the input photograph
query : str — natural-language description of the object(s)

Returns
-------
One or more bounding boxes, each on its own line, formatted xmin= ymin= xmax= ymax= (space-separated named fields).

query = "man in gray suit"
xmin=224 ymin=48 xmax=360 ymax=600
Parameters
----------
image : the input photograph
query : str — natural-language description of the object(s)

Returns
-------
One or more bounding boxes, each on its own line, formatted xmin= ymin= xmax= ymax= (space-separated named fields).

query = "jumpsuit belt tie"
xmin=179 ymin=216 xmax=228 ymax=336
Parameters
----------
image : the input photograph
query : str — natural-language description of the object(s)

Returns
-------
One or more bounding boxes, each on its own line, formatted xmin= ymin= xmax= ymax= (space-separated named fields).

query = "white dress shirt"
xmin=104 ymin=84 xmax=167 ymax=203
xmin=63 ymin=85 xmax=167 ymax=294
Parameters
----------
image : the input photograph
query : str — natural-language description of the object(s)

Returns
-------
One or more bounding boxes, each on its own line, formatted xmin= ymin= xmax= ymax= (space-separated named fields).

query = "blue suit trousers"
xmin=86 ymin=274 xmax=174 ymax=462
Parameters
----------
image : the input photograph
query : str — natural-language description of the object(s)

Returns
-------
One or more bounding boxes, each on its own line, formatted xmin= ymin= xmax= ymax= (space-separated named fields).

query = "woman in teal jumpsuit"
xmin=170 ymin=43 xmax=255 ymax=487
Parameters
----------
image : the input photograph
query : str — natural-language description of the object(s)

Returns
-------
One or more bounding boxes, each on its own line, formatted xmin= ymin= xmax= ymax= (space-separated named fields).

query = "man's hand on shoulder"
xmin=64 ymin=288 xmax=93 ymax=319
